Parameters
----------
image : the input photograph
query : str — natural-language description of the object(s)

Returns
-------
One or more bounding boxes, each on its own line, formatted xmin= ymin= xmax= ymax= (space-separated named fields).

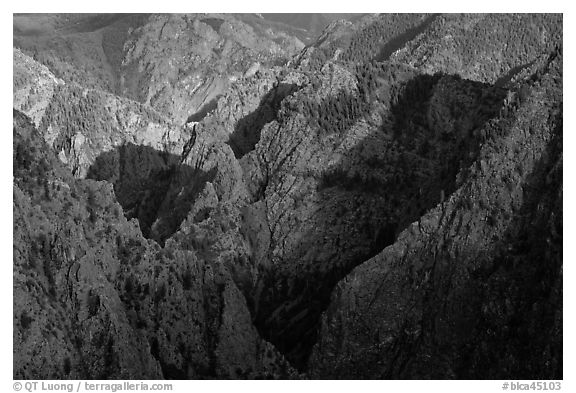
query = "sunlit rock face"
xmin=13 ymin=13 xmax=562 ymax=379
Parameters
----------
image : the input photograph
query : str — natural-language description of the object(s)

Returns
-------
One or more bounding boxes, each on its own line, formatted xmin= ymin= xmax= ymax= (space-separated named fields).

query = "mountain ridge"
xmin=13 ymin=13 xmax=563 ymax=379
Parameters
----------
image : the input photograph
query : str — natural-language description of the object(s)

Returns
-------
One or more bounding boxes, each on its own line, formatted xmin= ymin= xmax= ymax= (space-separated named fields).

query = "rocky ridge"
xmin=310 ymin=50 xmax=563 ymax=378
xmin=14 ymin=13 xmax=304 ymax=125
xmin=13 ymin=110 xmax=295 ymax=379
xmin=13 ymin=13 xmax=562 ymax=379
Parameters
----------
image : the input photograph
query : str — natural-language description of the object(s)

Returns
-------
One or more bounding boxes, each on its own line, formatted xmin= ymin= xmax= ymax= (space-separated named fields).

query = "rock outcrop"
xmin=309 ymin=50 xmax=562 ymax=378
xmin=13 ymin=13 xmax=562 ymax=380
xmin=391 ymin=14 xmax=562 ymax=84
xmin=14 ymin=13 xmax=304 ymax=125
xmin=14 ymin=49 xmax=189 ymax=178
xmin=13 ymin=109 xmax=295 ymax=379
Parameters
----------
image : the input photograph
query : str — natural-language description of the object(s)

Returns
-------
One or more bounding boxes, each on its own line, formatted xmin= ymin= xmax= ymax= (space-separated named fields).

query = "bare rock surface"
xmin=13 ymin=110 xmax=295 ymax=379
xmin=13 ymin=13 xmax=562 ymax=379
xmin=309 ymin=51 xmax=562 ymax=378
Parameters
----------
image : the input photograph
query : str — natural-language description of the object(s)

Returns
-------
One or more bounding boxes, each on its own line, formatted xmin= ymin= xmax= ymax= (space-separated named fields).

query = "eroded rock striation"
xmin=14 ymin=13 xmax=562 ymax=379
xmin=309 ymin=50 xmax=563 ymax=379
xmin=13 ymin=110 xmax=295 ymax=379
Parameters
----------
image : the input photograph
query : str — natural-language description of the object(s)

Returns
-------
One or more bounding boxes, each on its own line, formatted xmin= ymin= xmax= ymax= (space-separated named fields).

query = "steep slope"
xmin=257 ymin=14 xmax=362 ymax=43
xmin=38 ymin=83 xmax=190 ymax=178
xmin=14 ymin=13 xmax=304 ymax=124
xmin=74 ymin=13 xmax=563 ymax=373
xmin=309 ymin=50 xmax=562 ymax=379
xmin=13 ymin=48 xmax=63 ymax=126
xmin=14 ymin=49 xmax=190 ymax=179
xmin=13 ymin=110 xmax=295 ymax=379
xmin=391 ymin=14 xmax=562 ymax=84
xmin=174 ymin=13 xmax=561 ymax=373
xmin=14 ymin=14 xmax=148 ymax=93
xmin=13 ymin=13 xmax=562 ymax=380
xmin=236 ymin=62 xmax=508 ymax=369
xmin=292 ymin=14 xmax=433 ymax=71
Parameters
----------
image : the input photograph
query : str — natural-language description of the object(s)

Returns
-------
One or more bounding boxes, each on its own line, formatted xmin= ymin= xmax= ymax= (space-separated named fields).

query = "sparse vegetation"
xmin=13 ymin=13 xmax=562 ymax=381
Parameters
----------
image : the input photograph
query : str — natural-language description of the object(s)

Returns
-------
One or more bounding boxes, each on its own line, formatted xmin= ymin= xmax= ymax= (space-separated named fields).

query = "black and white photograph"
xmin=8 ymin=4 xmax=566 ymax=387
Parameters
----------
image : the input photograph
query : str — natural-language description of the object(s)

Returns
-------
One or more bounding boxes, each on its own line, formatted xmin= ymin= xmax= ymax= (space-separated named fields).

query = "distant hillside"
xmin=14 ymin=13 xmax=304 ymax=124
xmin=259 ymin=14 xmax=361 ymax=43
xmin=14 ymin=13 xmax=562 ymax=380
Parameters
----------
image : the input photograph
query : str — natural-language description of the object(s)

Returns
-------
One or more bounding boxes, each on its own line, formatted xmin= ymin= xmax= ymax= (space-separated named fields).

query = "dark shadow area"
xmin=250 ymin=70 xmax=507 ymax=371
xmin=447 ymin=116 xmax=562 ymax=379
xmin=375 ymin=14 xmax=440 ymax=62
xmin=201 ymin=18 xmax=225 ymax=33
xmin=228 ymin=83 xmax=302 ymax=159
xmin=13 ymin=14 xmax=141 ymax=36
xmin=186 ymin=97 xmax=220 ymax=123
xmin=87 ymin=143 xmax=216 ymax=245
xmin=289 ymin=61 xmax=398 ymax=139
xmin=352 ymin=112 xmax=563 ymax=379
xmin=59 ymin=14 xmax=137 ymax=34
xmin=495 ymin=60 xmax=536 ymax=88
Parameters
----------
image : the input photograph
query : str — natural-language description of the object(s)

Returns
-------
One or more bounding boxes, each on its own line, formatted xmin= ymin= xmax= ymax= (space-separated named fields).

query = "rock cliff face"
xmin=13 ymin=110 xmax=295 ymax=379
xmin=14 ymin=13 xmax=303 ymax=124
xmin=14 ymin=13 xmax=562 ymax=379
xmin=13 ymin=48 xmax=64 ymax=126
xmin=309 ymin=50 xmax=562 ymax=379
xmin=14 ymin=49 xmax=189 ymax=179
xmin=390 ymin=14 xmax=562 ymax=84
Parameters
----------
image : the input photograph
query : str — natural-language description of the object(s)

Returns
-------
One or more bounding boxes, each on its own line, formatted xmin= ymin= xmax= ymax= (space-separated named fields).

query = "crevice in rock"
xmin=375 ymin=13 xmax=441 ymax=62
xmin=186 ymin=96 xmax=221 ymax=124
xmin=228 ymin=82 xmax=302 ymax=159
xmin=251 ymin=72 xmax=507 ymax=371
xmin=86 ymin=143 xmax=217 ymax=245
xmin=201 ymin=18 xmax=225 ymax=33
xmin=495 ymin=60 xmax=536 ymax=88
